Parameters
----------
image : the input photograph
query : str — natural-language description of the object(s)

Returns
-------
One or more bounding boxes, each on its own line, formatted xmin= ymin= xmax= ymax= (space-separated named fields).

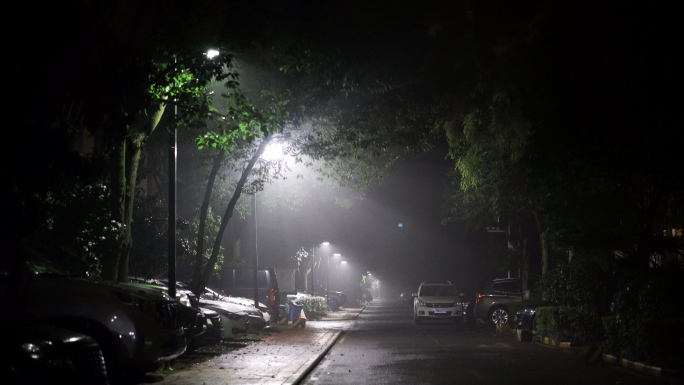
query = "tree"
xmin=443 ymin=1 xmax=683 ymax=281
xmin=10 ymin=1 xmax=243 ymax=281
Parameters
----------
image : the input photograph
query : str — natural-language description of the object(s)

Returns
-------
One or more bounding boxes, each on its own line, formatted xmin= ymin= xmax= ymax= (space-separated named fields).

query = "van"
xmin=219 ymin=268 xmax=280 ymax=320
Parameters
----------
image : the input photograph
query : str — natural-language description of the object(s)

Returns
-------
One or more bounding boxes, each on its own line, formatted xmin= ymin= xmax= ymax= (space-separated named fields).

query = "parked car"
xmin=473 ymin=278 xmax=524 ymax=324
xmin=326 ymin=291 xmax=347 ymax=311
xmin=514 ymin=301 xmax=555 ymax=330
xmin=0 ymin=318 xmax=109 ymax=385
xmin=173 ymin=281 xmax=269 ymax=329
xmin=219 ymin=295 xmax=271 ymax=325
xmin=218 ymin=268 xmax=280 ymax=320
xmin=193 ymin=308 xmax=223 ymax=348
xmin=127 ymin=279 xmax=207 ymax=344
xmin=1 ymin=257 xmax=186 ymax=380
xmin=128 ymin=278 xmax=227 ymax=349
xmin=199 ymin=299 xmax=251 ymax=337
xmin=412 ymin=281 xmax=464 ymax=325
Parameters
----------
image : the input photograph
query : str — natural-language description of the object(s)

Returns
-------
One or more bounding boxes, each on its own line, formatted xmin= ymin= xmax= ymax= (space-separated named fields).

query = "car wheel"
xmin=327 ymin=298 xmax=340 ymax=311
xmin=489 ymin=307 xmax=508 ymax=325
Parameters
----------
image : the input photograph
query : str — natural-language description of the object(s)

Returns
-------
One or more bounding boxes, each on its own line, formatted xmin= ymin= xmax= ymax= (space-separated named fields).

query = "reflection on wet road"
xmin=302 ymin=299 xmax=674 ymax=385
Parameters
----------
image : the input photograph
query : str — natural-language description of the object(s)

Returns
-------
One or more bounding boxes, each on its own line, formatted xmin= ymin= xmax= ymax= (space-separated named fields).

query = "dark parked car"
xmin=1 ymin=257 xmax=186 ymax=381
xmin=473 ymin=278 xmax=524 ymax=324
xmin=218 ymin=268 xmax=280 ymax=320
xmin=0 ymin=318 xmax=109 ymax=385
xmin=514 ymin=301 xmax=555 ymax=330
xmin=128 ymin=279 xmax=207 ymax=344
xmin=129 ymin=278 xmax=224 ymax=349
xmin=194 ymin=308 xmax=223 ymax=348
xmin=326 ymin=291 xmax=347 ymax=310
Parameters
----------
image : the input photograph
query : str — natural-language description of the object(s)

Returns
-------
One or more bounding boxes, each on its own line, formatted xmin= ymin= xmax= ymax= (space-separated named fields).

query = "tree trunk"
xmin=192 ymin=136 xmax=273 ymax=297
xmin=532 ymin=210 xmax=549 ymax=276
xmin=101 ymin=141 xmax=127 ymax=281
xmin=191 ymin=149 xmax=226 ymax=288
xmin=100 ymin=103 xmax=166 ymax=282
xmin=117 ymin=136 xmax=143 ymax=282
xmin=522 ymin=238 xmax=529 ymax=296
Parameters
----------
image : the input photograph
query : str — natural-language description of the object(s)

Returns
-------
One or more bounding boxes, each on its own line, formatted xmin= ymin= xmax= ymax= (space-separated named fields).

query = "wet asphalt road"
xmin=301 ymin=299 xmax=680 ymax=385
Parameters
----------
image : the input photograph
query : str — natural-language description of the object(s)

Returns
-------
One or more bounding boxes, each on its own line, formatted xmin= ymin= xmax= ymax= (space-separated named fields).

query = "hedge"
xmin=603 ymin=316 xmax=684 ymax=368
xmin=535 ymin=306 xmax=604 ymax=343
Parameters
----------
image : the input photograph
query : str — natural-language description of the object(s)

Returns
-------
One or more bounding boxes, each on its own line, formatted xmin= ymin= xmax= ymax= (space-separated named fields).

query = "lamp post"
xmin=327 ymin=253 xmax=341 ymax=302
xmin=312 ymin=242 xmax=329 ymax=296
xmin=168 ymin=49 xmax=218 ymax=300
xmin=252 ymin=177 xmax=259 ymax=309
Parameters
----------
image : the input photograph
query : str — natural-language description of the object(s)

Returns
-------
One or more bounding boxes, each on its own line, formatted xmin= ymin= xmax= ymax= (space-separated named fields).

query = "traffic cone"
xmin=293 ymin=309 xmax=307 ymax=328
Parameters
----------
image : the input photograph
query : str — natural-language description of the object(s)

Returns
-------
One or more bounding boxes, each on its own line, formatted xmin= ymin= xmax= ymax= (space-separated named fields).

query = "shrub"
xmin=538 ymin=256 xmax=608 ymax=312
xmin=285 ymin=294 xmax=329 ymax=320
xmin=535 ymin=306 xmax=603 ymax=343
xmin=603 ymin=268 xmax=684 ymax=367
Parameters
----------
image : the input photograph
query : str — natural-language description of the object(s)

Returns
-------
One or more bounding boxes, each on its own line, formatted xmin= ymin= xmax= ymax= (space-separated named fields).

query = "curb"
xmin=318 ymin=304 xmax=367 ymax=321
xmin=291 ymin=330 xmax=345 ymax=384
xmin=539 ymin=336 xmax=584 ymax=348
xmin=290 ymin=304 xmax=365 ymax=383
xmin=602 ymin=353 xmax=683 ymax=378
xmin=525 ymin=330 xmax=683 ymax=379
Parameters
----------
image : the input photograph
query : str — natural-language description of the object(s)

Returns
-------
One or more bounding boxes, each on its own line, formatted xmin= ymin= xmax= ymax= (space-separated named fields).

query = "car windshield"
xmin=420 ymin=285 xmax=456 ymax=296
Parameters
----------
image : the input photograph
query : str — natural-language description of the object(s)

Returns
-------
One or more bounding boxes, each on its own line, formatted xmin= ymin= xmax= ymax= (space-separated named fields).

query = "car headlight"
xmin=21 ymin=340 xmax=54 ymax=362
xmin=416 ymin=299 xmax=425 ymax=306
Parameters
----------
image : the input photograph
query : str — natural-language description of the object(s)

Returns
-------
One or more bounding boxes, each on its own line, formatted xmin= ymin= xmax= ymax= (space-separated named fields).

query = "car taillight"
xmin=476 ymin=294 xmax=483 ymax=303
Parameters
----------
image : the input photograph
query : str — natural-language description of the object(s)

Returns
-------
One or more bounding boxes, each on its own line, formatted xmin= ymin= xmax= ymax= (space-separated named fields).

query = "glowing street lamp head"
xmin=206 ymin=49 xmax=219 ymax=59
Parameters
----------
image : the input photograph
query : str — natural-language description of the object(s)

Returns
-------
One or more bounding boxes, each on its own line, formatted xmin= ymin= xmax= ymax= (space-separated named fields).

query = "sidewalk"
xmin=156 ymin=306 xmax=364 ymax=385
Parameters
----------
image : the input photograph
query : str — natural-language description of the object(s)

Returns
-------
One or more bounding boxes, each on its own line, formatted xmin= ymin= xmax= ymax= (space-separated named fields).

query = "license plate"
xmin=434 ymin=308 xmax=446 ymax=313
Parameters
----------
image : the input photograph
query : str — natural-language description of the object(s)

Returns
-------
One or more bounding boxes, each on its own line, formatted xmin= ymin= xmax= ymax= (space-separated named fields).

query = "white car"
xmin=412 ymin=281 xmax=464 ymax=325
xmin=199 ymin=299 xmax=250 ymax=337
xmin=221 ymin=296 xmax=271 ymax=324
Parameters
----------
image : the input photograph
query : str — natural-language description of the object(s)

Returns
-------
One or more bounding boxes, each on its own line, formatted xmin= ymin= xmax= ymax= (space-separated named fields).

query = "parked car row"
xmin=0 ymin=256 xmax=277 ymax=384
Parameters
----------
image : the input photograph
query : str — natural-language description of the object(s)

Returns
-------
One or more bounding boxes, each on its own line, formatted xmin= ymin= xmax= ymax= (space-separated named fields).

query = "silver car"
xmin=412 ymin=281 xmax=464 ymax=325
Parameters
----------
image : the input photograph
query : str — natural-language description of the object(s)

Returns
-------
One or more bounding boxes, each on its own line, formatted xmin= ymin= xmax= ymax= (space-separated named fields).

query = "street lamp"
xmin=327 ymin=253 xmax=341 ymax=302
xmin=168 ymin=49 xmax=218 ymax=300
xmin=312 ymin=242 xmax=329 ymax=296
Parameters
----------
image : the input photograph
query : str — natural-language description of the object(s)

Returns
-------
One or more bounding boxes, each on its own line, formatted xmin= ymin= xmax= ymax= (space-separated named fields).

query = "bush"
xmin=603 ymin=268 xmax=684 ymax=367
xmin=538 ymin=256 xmax=609 ymax=312
xmin=285 ymin=294 xmax=329 ymax=320
xmin=535 ymin=306 xmax=604 ymax=343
